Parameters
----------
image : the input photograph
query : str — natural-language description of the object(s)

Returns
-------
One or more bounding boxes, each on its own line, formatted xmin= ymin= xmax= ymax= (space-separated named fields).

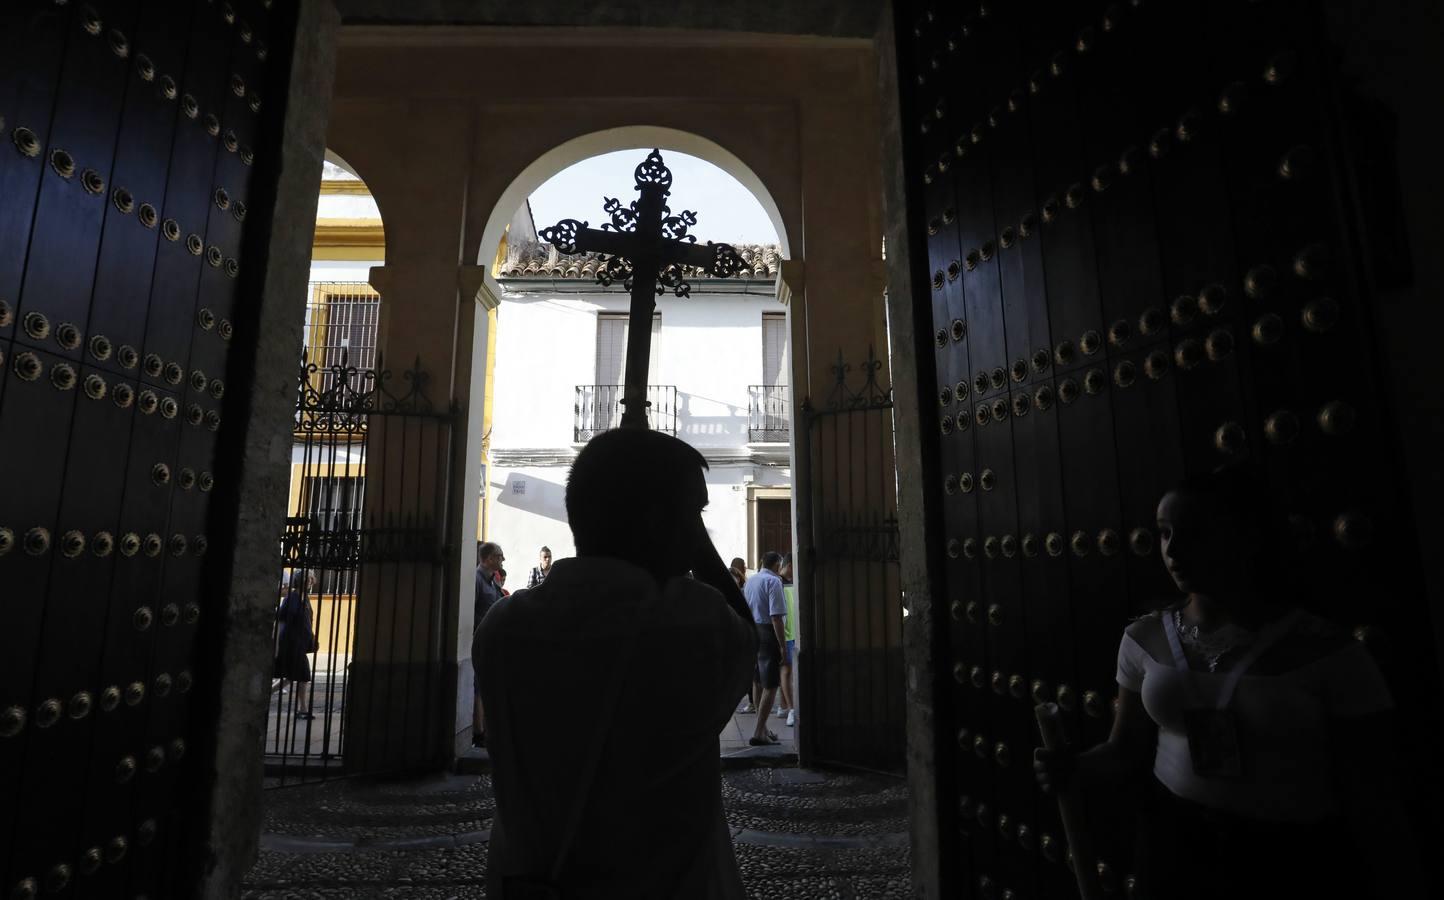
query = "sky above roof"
xmin=528 ymin=150 xmax=780 ymax=246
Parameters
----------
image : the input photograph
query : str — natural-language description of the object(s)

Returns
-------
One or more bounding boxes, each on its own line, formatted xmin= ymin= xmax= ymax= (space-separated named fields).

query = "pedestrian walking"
xmin=744 ymin=551 xmax=788 ymax=746
xmin=274 ymin=570 xmax=319 ymax=720
xmin=778 ymin=554 xmax=797 ymax=727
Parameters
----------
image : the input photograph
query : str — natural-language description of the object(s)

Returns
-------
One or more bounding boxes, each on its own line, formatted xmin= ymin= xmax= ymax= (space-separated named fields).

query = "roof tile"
xmin=501 ymin=239 xmax=783 ymax=280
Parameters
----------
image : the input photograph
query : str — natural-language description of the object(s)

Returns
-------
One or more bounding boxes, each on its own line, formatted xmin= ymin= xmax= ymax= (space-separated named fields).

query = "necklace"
xmin=1172 ymin=608 xmax=1258 ymax=673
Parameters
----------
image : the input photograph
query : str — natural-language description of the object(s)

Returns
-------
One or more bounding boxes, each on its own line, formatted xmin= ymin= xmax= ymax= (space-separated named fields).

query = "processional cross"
xmin=540 ymin=149 xmax=747 ymax=429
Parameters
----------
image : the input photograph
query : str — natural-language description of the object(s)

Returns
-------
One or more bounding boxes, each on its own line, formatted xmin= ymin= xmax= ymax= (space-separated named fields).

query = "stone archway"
xmin=476 ymin=125 xmax=794 ymax=279
xmin=471 ymin=133 xmax=801 ymax=749
xmin=318 ymin=25 xmax=894 ymax=769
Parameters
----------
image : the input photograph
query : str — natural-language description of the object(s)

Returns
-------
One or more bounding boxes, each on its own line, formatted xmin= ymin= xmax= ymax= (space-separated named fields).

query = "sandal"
xmin=748 ymin=734 xmax=780 ymax=747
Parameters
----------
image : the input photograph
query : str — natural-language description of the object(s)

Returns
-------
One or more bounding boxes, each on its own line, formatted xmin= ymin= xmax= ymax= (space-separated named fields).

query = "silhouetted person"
xmin=1034 ymin=467 xmax=1418 ymax=899
xmin=473 ymin=541 xmax=504 ymax=748
xmin=744 ymin=551 xmax=787 ymax=745
xmin=475 ymin=428 xmax=754 ymax=899
xmin=728 ymin=556 xmax=747 ymax=591
xmin=274 ymin=570 xmax=318 ymax=720
xmin=729 ymin=557 xmax=758 ymax=714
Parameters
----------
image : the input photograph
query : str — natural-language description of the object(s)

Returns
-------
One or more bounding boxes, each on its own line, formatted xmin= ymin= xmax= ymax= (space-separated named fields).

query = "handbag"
xmin=500 ymin=589 xmax=650 ymax=900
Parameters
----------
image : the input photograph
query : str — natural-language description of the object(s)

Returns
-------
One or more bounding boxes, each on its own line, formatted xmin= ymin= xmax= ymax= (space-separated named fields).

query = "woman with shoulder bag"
xmin=274 ymin=570 xmax=319 ymax=720
xmin=1034 ymin=467 xmax=1419 ymax=899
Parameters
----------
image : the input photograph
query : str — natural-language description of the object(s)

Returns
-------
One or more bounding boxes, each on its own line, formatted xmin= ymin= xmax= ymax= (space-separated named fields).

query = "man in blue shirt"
xmin=743 ymin=551 xmax=789 ymax=745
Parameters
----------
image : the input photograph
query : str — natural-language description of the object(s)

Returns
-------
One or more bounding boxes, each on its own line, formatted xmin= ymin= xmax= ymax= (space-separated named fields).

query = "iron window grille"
xmin=749 ymin=384 xmax=792 ymax=442
xmin=303 ymin=282 xmax=380 ymax=395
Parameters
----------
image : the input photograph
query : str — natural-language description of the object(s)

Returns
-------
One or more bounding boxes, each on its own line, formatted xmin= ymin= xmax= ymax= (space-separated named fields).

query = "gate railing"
xmin=796 ymin=347 xmax=905 ymax=773
xmin=267 ymin=351 xmax=455 ymax=785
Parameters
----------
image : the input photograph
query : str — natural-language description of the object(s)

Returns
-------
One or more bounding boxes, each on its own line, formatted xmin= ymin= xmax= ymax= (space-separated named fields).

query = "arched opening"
xmin=477 ymin=126 xmax=792 ymax=283
xmin=268 ymin=152 xmax=387 ymax=774
xmin=472 ymin=135 xmax=804 ymax=755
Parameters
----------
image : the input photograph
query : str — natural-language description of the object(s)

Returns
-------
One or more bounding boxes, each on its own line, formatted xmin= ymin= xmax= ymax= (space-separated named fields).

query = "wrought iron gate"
xmin=0 ymin=0 xmax=297 ymax=894
xmin=268 ymin=353 xmax=456 ymax=785
xmin=895 ymin=0 xmax=1437 ymax=895
xmin=797 ymin=349 xmax=905 ymax=773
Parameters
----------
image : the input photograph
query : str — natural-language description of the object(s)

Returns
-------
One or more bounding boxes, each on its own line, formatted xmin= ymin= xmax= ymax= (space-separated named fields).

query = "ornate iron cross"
xmin=539 ymin=149 xmax=747 ymax=429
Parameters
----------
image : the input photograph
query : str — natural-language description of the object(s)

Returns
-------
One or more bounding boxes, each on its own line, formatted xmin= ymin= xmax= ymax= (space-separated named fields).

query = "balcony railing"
xmin=574 ymin=385 xmax=678 ymax=441
xmin=748 ymin=384 xmax=791 ymax=442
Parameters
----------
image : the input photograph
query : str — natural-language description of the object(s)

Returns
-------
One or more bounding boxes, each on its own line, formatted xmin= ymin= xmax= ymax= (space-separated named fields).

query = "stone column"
xmin=451 ymin=269 xmax=498 ymax=754
xmin=192 ymin=0 xmax=340 ymax=895
xmin=877 ymin=1 xmax=946 ymax=895
xmin=325 ymin=100 xmax=481 ymax=773
xmin=788 ymin=59 xmax=905 ymax=770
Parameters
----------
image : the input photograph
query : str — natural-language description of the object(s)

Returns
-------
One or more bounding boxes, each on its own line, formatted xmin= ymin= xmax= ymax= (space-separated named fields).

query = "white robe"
xmin=475 ymin=556 xmax=756 ymax=899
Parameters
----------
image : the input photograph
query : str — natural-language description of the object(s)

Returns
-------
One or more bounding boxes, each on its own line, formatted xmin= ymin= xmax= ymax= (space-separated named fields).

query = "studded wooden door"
xmin=894 ymin=0 xmax=1437 ymax=896
xmin=0 ymin=0 xmax=297 ymax=896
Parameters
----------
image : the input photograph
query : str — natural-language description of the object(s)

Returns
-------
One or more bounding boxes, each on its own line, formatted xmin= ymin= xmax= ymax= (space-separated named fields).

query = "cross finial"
xmin=540 ymin=149 xmax=750 ymax=430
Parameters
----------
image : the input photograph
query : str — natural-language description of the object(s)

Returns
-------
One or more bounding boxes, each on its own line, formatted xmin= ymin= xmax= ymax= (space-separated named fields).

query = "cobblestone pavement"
xmin=241 ymin=766 xmax=910 ymax=899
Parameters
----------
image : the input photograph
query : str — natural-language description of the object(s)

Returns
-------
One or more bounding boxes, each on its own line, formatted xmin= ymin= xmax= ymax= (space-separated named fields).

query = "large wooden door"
xmin=894 ymin=0 xmax=1438 ymax=895
xmin=0 ymin=0 xmax=299 ymax=894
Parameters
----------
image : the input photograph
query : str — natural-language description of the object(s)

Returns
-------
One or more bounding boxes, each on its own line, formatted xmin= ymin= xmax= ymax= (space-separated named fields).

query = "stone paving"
xmin=242 ymin=764 xmax=910 ymax=898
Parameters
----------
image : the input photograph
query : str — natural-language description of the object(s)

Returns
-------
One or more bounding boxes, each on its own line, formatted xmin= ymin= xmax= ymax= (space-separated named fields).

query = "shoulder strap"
xmin=546 ymin=588 xmax=651 ymax=884
xmin=1163 ymin=608 xmax=1303 ymax=709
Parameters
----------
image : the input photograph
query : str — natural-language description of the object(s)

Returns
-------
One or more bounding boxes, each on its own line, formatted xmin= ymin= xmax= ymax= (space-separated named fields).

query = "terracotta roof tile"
xmin=500 ymin=240 xmax=784 ymax=280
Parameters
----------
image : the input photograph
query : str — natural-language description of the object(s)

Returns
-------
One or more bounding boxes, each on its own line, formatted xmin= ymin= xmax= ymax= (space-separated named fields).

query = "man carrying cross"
xmin=474 ymin=150 xmax=758 ymax=899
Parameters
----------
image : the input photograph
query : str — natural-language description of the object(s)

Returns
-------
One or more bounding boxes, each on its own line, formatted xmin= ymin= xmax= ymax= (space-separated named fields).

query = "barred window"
xmin=304 ymin=283 xmax=380 ymax=392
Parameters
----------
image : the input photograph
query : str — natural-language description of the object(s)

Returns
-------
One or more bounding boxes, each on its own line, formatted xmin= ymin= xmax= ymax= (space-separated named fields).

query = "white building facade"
xmin=486 ymin=242 xmax=794 ymax=573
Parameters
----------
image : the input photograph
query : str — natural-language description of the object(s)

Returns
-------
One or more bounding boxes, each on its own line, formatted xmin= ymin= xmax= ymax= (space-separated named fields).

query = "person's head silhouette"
xmin=1158 ymin=465 xmax=1281 ymax=604
xmin=567 ymin=428 xmax=710 ymax=581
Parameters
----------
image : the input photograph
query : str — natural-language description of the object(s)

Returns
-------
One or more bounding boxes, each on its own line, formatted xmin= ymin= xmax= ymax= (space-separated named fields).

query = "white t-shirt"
xmin=475 ymin=557 xmax=756 ymax=899
xmin=1116 ymin=610 xmax=1392 ymax=823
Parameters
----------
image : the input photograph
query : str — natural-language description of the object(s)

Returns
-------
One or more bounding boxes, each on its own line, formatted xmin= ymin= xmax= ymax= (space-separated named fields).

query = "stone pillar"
xmin=193 ymin=1 xmax=340 ymax=895
xmin=325 ymin=101 xmax=481 ymax=773
xmin=877 ymin=1 xmax=946 ymax=895
xmin=787 ymin=60 xmax=905 ymax=769
xmin=452 ymin=269 xmax=498 ymax=753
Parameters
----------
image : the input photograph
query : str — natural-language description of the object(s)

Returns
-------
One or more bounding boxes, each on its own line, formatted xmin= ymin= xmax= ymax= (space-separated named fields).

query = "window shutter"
xmin=596 ymin=312 xmax=662 ymax=385
xmin=596 ymin=314 xmax=627 ymax=385
xmin=763 ymin=313 xmax=788 ymax=387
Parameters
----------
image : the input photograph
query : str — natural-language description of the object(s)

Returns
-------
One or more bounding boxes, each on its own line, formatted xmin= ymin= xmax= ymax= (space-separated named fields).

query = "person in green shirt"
xmin=778 ymin=555 xmax=797 ymax=727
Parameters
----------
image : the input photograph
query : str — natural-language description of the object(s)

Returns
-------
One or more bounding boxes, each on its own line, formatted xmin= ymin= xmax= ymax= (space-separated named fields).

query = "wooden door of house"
xmin=756 ymin=498 xmax=792 ymax=563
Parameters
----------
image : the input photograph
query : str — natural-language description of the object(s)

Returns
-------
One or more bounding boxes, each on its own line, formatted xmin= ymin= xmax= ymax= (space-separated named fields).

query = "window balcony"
xmin=574 ymin=385 xmax=678 ymax=442
xmin=748 ymin=384 xmax=791 ymax=443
